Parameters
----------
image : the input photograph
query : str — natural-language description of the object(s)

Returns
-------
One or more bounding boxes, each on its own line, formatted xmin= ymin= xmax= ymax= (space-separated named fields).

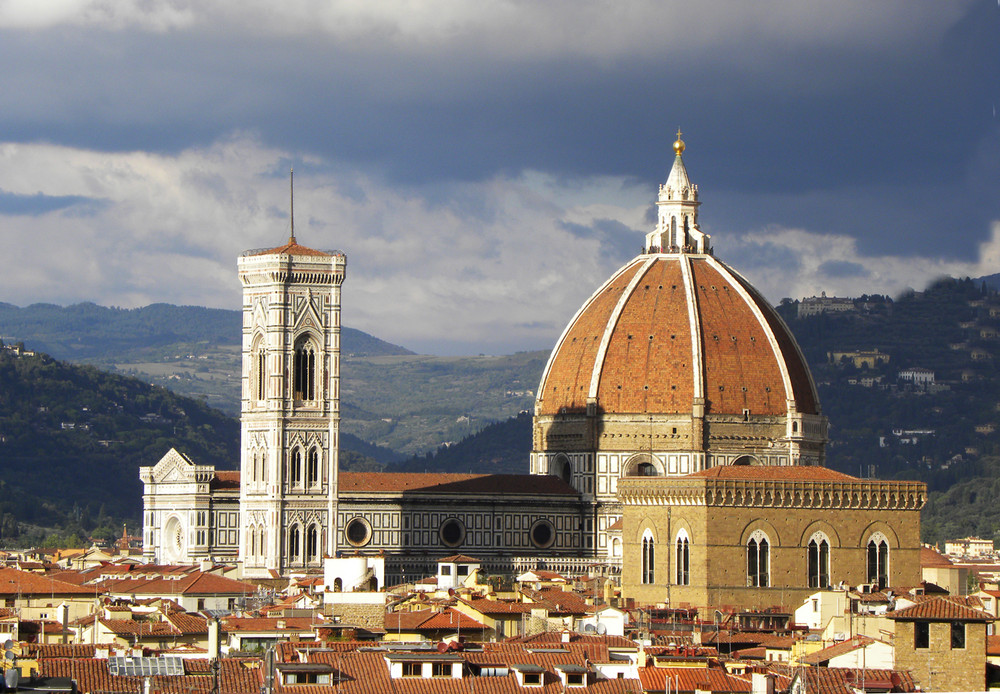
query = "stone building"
xmin=142 ymin=134 xmax=924 ymax=609
xmin=888 ymin=596 xmax=991 ymax=692
xmin=531 ymin=132 xmax=828 ymax=560
xmin=619 ymin=465 xmax=924 ymax=611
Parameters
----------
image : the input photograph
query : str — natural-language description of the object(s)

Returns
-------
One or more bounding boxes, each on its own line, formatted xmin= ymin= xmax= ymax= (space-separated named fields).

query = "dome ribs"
xmin=537 ymin=260 xmax=645 ymax=415
xmin=595 ymin=258 xmax=693 ymax=413
xmin=727 ymin=270 xmax=819 ymax=415
xmin=690 ymin=260 xmax=787 ymax=416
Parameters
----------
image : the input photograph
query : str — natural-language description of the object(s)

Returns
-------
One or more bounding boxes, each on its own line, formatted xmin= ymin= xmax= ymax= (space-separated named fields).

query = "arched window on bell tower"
xmin=293 ymin=336 xmax=317 ymax=401
xmin=252 ymin=336 xmax=266 ymax=402
xmin=307 ymin=447 xmax=320 ymax=487
xmin=289 ymin=448 xmax=302 ymax=487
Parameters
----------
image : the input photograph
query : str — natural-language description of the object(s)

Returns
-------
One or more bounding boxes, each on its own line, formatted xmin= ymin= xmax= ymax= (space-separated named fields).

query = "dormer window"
xmin=512 ymin=664 xmax=547 ymax=687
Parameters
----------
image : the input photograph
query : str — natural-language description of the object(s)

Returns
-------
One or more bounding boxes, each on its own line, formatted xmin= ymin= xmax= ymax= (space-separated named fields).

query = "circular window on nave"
xmin=530 ymin=519 xmax=556 ymax=549
xmin=439 ymin=518 xmax=466 ymax=548
xmin=344 ymin=517 xmax=372 ymax=547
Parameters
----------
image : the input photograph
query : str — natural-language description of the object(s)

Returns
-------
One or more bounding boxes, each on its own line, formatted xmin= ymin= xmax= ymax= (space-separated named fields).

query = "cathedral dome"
xmin=535 ymin=135 xmax=820 ymax=435
xmin=536 ymin=253 xmax=818 ymax=418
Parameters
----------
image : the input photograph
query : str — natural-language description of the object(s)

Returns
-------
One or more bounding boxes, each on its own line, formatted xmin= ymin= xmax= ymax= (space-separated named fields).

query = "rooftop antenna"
xmin=289 ymin=168 xmax=296 ymax=244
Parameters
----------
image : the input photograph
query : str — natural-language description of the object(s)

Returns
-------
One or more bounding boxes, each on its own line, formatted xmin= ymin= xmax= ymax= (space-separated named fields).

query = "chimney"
xmin=208 ymin=618 xmax=220 ymax=660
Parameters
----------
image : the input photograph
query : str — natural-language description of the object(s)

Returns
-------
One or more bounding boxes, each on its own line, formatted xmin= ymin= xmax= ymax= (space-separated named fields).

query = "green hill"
xmin=0 ymin=345 xmax=239 ymax=545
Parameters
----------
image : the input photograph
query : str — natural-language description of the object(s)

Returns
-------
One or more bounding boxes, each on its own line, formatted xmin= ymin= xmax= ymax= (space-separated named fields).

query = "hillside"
xmin=0 ymin=303 xmax=538 ymax=457
xmin=0 ymin=345 xmax=239 ymax=545
xmin=0 ymin=344 xmax=394 ymax=545
xmin=0 ymin=302 xmax=413 ymax=360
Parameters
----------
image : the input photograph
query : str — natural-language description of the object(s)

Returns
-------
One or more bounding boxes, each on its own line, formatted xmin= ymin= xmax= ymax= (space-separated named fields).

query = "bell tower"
xmin=237 ymin=212 xmax=346 ymax=577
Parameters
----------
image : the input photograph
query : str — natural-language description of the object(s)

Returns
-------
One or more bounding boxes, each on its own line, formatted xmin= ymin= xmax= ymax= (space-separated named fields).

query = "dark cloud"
xmin=559 ymin=218 xmax=641 ymax=264
xmin=0 ymin=190 xmax=106 ymax=217
xmin=818 ymin=260 xmax=869 ymax=278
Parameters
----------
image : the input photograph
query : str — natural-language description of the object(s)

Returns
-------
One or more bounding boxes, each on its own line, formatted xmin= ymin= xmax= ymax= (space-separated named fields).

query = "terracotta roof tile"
xmin=639 ymin=666 xmax=752 ymax=693
xmin=790 ymin=668 xmax=917 ymax=694
xmin=0 ymin=567 xmax=98 ymax=595
xmin=920 ymin=546 xmax=954 ymax=567
xmin=251 ymin=241 xmax=333 ymax=257
xmin=886 ymin=595 xmax=993 ymax=621
xmin=339 ymin=472 xmax=577 ymax=496
xmin=798 ymin=636 xmax=880 ymax=665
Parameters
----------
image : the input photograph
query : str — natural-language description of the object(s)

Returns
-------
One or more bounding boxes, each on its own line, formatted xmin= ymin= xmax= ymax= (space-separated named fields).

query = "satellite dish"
xmin=4 ymin=650 xmax=14 ymax=660
xmin=436 ymin=642 xmax=449 ymax=653
xmin=596 ymin=623 xmax=608 ymax=635
xmin=2 ymin=640 xmax=11 ymax=650
xmin=583 ymin=624 xmax=596 ymax=633
xmin=5 ymin=668 xmax=18 ymax=690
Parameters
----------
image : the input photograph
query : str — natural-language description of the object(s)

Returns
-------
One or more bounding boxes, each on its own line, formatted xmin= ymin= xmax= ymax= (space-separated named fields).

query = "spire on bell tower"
xmin=644 ymin=129 xmax=710 ymax=255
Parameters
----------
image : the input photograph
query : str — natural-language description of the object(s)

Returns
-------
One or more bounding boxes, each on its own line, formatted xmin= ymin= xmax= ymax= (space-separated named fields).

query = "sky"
xmin=0 ymin=1 xmax=998 ymax=355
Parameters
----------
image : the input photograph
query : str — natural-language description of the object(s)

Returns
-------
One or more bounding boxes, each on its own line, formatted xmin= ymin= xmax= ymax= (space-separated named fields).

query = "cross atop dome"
xmin=644 ymin=129 xmax=711 ymax=255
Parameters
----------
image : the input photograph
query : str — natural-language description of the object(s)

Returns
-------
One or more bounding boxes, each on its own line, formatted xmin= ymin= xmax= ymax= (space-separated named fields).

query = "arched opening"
xmin=867 ymin=533 xmax=889 ymax=587
xmin=289 ymin=449 xmax=302 ymax=486
xmin=610 ymin=537 xmax=622 ymax=558
xmin=731 ymin=455 xmax=759 ymax=466
xmin=675 ymin=530 xmax=690 ymax=586
xmin=289 ymin=525 xmax=301 ymax=562
xmin=248 ymin=526 xmax=256 ymax=557
xmin=306 ymin=525 xmax=319 ymax=563
xmin=293 ymin=337 xmax=317 ymax=400
xmin=307 ymin=448 xmax=320 ymax=486
xmin=252 ymin=335 xmax=266 ymax=402
xmin=808 ymin=533 xmax=830 ymax=588
xmin=624 ymin=455 xmax=662 ymax=477
xmin=332 ymin=578 xmax=342 ymax=592
xmin=554 ymin=456 xmax=572 ymax=484
xmin=641 ymin=530 xmax=655 ymax=585
xmin=747 ymin=531 xmax=769 ymax=587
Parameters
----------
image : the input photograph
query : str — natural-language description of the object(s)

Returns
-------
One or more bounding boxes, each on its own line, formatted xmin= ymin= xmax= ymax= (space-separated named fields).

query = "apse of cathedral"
xmin=140 ymin=134 xmax=925 ymax=612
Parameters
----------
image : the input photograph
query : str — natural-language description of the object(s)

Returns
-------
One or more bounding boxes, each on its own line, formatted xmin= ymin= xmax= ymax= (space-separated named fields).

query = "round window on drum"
xmin=530 ymin=519 xmax=556 ymax=549
xmin=439 ymin=518 xmax=466 ymax=548
xmin=344 ymin=517 xmax=372 ymax=548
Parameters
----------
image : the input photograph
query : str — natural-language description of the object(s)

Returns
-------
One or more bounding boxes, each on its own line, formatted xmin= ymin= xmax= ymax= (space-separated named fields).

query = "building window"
xmin=289 ymin=449 xmax=302 ymax=486
xmin=747 ymin=531 xmax=770 ymax=587
xmin=641 ymin=530 xmax=655 ymax=584
xmin=432 ymin=663 xmax=450 ymax=677
xmin=867 ymin=532 xmax=889 ymax=587
xmin=345 ymin=518 xmax=372 ymax=547
xmin=402 ymin=663 xmax=421 ymax=678
xmin=808 ymin=533 xmax=830 ymax=588
xmin=951 ymin=621 xmax=966 ymax=649
xmin=675 ymin=530 xmax=690 ymax=585
xmin=254 ymin=342 xmax=266 ymax=401
xmin=306 ymin=525 xmax=319 ymax=563
xmin=289 ymin=525 xmax=301 ymax=560
xmin=293 ymin=338 xmax=316 ymax=400
xmin=439 ymin=518 xmax=466 ymax=548
xmin=915 ymin=621 xmax=929 ymax=649
xmin=530 ymin=519 xmax=556 ymax=549
xmin=307 ymin=448 xmax=320 ymax=486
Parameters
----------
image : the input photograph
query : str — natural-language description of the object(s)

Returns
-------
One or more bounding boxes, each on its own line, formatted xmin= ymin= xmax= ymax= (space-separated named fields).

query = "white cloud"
xmin=2 ymin=135 xmax=997 ymax=354
xmin=728 ymin=223 xmax=1000 ymax=305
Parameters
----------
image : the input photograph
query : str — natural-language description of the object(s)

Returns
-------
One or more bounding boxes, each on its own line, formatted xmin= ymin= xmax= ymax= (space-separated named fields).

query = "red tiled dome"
xmin=536 ymin=253 xmax=818 ymax=418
